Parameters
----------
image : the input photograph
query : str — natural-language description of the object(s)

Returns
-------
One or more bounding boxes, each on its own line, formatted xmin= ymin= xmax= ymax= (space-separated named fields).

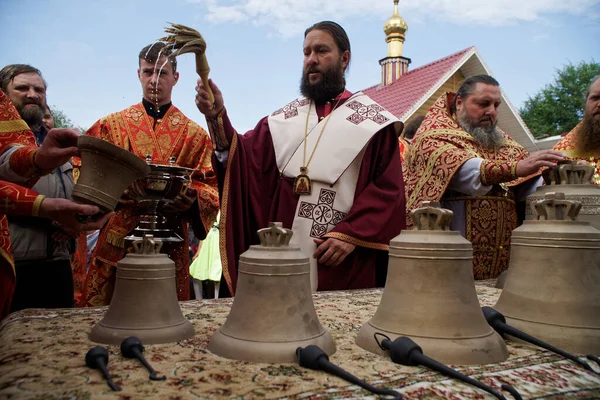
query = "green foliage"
xmin=50 ymin=105 xmax=86 ymax=133
xmin=519 ymin=60 xmax=599 ymax=138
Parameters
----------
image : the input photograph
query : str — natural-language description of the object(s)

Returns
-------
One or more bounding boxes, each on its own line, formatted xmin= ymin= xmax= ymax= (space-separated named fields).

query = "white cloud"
xmin=187 ymin=0 xmax=599 ymax=37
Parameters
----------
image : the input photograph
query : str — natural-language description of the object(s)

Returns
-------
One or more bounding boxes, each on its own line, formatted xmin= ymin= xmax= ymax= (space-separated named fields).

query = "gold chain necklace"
xmin=293 ymin=95 xmax=344 ymax=195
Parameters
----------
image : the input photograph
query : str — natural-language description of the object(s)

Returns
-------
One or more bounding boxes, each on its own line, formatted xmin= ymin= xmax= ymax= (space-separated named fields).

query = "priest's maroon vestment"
xmin=206 ymin=91 xmax=406 ymax=295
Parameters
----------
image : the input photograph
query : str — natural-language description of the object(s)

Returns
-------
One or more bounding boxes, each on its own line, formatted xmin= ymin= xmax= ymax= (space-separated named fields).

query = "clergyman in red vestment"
xmin=553 ymin=76 xmax=600 ymax=184
xmin=403 ymin=75 xmax=565 ymax=279
xmin=196 ymin=21 xmax=406 ymax=296
xmin=79 ymin=43 xmax=219 ymax=307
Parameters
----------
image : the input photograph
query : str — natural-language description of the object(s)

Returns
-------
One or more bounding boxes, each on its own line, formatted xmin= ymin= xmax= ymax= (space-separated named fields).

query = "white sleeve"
xmin=514 ymin=176 xmax=543 ymax=201
xmin=448 ymin=158 xmax=493 ymax=196
xmin=0 ymin=146 xmax=30 ymax=183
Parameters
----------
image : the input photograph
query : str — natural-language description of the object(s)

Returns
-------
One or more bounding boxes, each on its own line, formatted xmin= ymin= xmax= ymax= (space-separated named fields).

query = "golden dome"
xmin=384 ymin=0 xmax=408 ymax=36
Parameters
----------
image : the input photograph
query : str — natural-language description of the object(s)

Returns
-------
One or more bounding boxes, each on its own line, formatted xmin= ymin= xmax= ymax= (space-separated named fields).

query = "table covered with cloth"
xmin=0 ymin=281 xmax=599 ymax=399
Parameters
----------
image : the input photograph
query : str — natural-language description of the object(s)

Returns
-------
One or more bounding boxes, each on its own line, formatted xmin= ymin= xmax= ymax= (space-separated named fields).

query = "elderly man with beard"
xmin=553 ymin=76 xmax=600 ymax=183
xmin=0 ymin=64 xmax=83 ymax=312
xmin=404 ymin=75 xmax=564 ymax=279
xmin=195 ymin=21 xmax=405 ymax=296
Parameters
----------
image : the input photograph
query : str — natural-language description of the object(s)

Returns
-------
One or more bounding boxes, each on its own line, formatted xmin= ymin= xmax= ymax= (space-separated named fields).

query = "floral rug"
xmin=0 ymin=281 xmax=599 ymax=399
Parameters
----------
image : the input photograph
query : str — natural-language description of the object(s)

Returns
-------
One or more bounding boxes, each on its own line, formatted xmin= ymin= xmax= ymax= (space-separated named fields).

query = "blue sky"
xmin=1 ymin=0 xmax=598 ymax=133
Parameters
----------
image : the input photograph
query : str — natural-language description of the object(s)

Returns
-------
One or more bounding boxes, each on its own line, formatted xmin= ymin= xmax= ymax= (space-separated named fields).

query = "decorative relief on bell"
xmin=132 ymin=234 xmax=164 ymax=254
xmin=145 ymin=154 xmax=153 ymax=164
xmin=411 ymin=201 xmax=454 ymax=231
xmin=257 ymin=222 xmax=293 ymax=247
xmin=532 ymin=192 xmax=582 ymax=221
xmin=544 ymin=160 xmax=595 ymax=185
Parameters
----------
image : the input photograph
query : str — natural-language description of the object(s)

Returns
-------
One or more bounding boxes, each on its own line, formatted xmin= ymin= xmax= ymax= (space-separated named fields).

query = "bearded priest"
xmin=195 ymin=21 xmax=406 ymax=296
xmin=404 ymin=75 xmax=565 ymax=279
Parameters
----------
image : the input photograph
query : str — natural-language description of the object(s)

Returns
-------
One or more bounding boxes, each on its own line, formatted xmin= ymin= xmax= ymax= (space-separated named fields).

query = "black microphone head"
xmin=296 ymin=345 xmax=329 ymax=370
xmin=121 ymin=336 xmax=144 ymax=359
xmin=389 ymin=337 xmax=423 ymax=366
xmin=481 ymin=307 xmax=507 ymax=332
xmin=85 ymin=346 xmax=109 ymax=369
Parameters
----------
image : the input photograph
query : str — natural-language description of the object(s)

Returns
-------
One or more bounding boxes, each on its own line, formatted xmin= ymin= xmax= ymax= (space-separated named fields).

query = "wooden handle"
xmin=195 ymin=53 xmax=214 ymax=104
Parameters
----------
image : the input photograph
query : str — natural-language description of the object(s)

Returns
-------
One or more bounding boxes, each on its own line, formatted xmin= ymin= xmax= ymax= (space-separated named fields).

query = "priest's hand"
xmin=516 ymin=150 xmax=565 ymax=177
xmin=39 ymin=198 xmax=114 ymax=233
xmin=313 ymin=238 xmax=356 ymax=267
xmin=164 ymin=189 xmax=197 ymax=213
xmin=34 ymin=128 xmax=81 ymax=171
xmin=195 ymin=78 xmax=224 ymax=119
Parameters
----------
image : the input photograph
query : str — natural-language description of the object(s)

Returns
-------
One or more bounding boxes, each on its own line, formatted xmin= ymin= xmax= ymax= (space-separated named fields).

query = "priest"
xmin=196 ymin=21 xmax=406 ymax=295
xmin=553 ymin=76 xmax=600 ymax=183
xmin=404 ymin=75 xmax=564 ymax=279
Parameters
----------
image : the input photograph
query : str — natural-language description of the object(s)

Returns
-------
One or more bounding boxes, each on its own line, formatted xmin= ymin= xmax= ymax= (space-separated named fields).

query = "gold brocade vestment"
xmin=404 ymin=92 xmax=532 ymax=279
xmin=78 ymin=103 xmax=219 ymax=306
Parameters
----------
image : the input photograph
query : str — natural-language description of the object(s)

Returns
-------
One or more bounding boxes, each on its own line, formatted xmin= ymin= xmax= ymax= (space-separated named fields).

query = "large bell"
xmin=356 ymin=202 xmax=508 ymax=365
xmin=73 ymin=136 xmax=151 ymax=212
xmin=525 ymin=160 xmax=600 ymax=230
xmin=208 ymin=223 xmax=336 ymax=363
xmin=494 ymin=192 xmax=600 ymax=354
xmin=89 ymin=235 xmax=194 ymax=345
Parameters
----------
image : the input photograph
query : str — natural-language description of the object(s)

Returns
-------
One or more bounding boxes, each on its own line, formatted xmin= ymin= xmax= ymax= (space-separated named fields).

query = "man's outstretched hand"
xmin=39 ymin=197 xmax=114 ymax=233
xmin=34 ymin=128 xmax=81 ymax=171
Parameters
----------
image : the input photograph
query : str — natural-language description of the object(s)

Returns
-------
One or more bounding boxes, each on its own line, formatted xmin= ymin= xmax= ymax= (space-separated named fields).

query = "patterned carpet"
xmin=0 ymin=281 xmax=599 ymax=399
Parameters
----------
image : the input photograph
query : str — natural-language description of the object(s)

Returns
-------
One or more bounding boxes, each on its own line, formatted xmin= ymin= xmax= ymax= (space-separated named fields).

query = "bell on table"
xmin=89 ymin=234 xmax=194 ymax=345
xmin=208 ymin=222 xmax=336 ymax=363
xmin=525 ymin=160 xmax=600 ymax=230
xmin=494 ymin=192 xmax=600 ymax=354
xmin=73 ymin=136 xmax=151 ymax=212
xmin=356 ymin=201 xmax=508 ymax=365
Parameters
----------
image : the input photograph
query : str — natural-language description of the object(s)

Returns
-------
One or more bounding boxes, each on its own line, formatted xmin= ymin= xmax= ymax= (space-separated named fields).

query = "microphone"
xmin=296 ymin=345 xmax=403 ymax=399
xmin=85 ymin=346 xmax=121 ymax=391
xmin=376 ymin=335 xmax=522 ymax=400
xmin=482 ymin=307 xmax=599 ymax=375
xmin=120 ymin=336 xmax=166 ymax=381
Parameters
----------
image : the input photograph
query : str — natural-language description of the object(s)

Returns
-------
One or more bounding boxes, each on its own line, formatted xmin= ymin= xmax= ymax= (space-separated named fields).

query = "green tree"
xmin=49 ymin=105 xmax=86 ymax=133
xmin=519 ymin=60 xmax=599 ymax=138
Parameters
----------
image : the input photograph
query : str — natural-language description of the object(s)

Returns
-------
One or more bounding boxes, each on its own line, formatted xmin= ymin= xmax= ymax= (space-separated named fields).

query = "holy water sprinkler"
xmin=160 ymin=23 xmax=214 ymax=104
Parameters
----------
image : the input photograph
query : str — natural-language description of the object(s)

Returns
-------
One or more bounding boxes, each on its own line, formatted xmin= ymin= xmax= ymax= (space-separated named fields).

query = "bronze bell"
xmin=73 ymin=136 xmax=151 ymax=212
xmin=356 ymin=201 xmax=508 ymax=365
xmin=526 ymin=160 xmax=600 ymax=230
xmin=89 ymin=235 xmax=194 ymax=345
xmin=208 ymin=223 xmax=336 ymax=363
xmin=494 ymin=192 xmax=600 ymax=354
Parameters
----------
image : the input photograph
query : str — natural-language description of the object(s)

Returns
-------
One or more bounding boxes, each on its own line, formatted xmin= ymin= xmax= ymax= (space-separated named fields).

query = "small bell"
xmin=208 ymin=223 xmax=336 ymax=363
xmin=526 ymin=161 xmax=600 ymax=230
xmin=356 ymin=201 xmax=508 ymax=365
xmin=495 ymin=192 xmax=600 ymax=354
xmin=89 ymin=235 xmax=194 ymax=345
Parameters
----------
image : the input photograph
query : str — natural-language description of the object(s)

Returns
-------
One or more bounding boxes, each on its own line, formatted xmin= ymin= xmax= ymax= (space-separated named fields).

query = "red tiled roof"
xmin=363 ymin=46 xmax=474 ymax=120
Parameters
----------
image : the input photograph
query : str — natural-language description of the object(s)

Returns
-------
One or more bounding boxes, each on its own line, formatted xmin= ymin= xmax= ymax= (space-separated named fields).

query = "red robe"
xmin=404 ymin=92 xmax=534 ymax=279
xmin=79 ymin=103 xmax=219 ymax=306
xmin=206 ymin=91 xmax=406 ymax=295
xmin=0 ymin=90 xmax=46 ymax=318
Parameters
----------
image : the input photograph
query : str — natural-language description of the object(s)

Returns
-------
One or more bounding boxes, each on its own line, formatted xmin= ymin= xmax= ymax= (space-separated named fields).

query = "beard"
xmin=457 ymin=111 xmax=504 ymax=150
xmin=16 ymin=102 xmax=44 ymax=130
xmin=575 ymin=111 xmax=600 ymax=153
xmin=300 ymin=62 xmax=346 ymax=103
